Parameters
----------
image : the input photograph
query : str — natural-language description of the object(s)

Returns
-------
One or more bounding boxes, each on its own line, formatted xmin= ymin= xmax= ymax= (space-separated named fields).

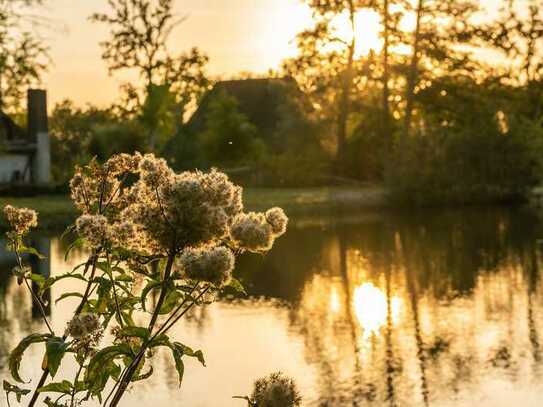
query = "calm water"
xmin=2 ymin=207 xmax=543 ymax=406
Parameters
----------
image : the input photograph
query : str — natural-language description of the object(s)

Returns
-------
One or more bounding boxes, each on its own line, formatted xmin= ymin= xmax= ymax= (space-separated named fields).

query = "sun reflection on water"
xmin=353 ymin=282 xmax=402 ymax=338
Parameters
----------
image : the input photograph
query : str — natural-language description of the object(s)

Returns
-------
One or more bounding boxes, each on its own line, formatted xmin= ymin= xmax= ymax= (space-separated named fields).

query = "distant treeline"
xmin=3 ymin=0 xmax=543 ymax=205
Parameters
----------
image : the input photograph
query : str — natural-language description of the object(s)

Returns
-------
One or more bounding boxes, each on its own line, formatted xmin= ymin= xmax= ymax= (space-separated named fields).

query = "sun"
xmin=332 ymin=9 xmax=383 ymax=57
xmin=353 ymin=282 xmax=402 ymax=338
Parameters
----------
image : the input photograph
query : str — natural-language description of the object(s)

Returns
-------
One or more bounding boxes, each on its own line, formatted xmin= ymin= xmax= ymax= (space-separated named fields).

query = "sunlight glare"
xmin=353 ymin=282 xmax=402 ymax=338
xmin=331 ymin=9 xmax=383 ymax=57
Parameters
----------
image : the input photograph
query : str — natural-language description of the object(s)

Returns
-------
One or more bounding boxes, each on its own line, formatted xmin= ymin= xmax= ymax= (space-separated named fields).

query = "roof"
xmin=0 ymin=111 xmax=34 ymax=153
xmin=186 ymin=77 xmax=306 ymax=137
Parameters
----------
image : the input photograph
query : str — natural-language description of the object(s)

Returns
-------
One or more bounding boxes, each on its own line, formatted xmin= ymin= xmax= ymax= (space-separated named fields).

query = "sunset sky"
xmin=37 ymin=0 xmax=313 ymax=107
xmin=38 ymin=0 xmax=501 ymax=108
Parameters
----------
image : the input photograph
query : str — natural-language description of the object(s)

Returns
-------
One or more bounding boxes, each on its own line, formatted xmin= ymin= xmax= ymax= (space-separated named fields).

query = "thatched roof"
xmin=186 ymin=77 xmax=305 ymax=137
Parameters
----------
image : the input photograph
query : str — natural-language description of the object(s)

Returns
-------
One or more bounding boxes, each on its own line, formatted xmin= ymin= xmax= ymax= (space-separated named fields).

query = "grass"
xmin=0 ymin=186 xmax=389 ymax=231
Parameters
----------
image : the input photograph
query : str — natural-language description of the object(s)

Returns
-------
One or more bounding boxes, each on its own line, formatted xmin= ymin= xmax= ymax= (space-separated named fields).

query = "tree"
xmin=401 ymin=0 xmax=480 ymax=140
xmin=90 ymin=0 xmax=209 ymax=150
xmin=284 ymin=0 xmax=373 ymax=172
xmin=476 ymin=0 xmax=543 ymax=119
xmin=0 ymin=0 xmax=48 ymax=112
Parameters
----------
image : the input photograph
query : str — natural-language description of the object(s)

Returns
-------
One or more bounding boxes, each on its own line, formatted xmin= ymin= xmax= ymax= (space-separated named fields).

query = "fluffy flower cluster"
xmin=70 ymin=153 xmax=288 ymax=258
xmin=251 ymin=372 xmax=302 ymax=407
xmin=3 ymin=205 xmax=38 ymax=235
xmin=66 ymin=313 xmax=101 ymax=339
xmin=231 ymin=212 xmax=276 ymax=252
xmin=70 ymin=154 xmax=142 ymax=217
xmin=76 ymin=214 xmax=110 ymax=248
xmin=178 ymin=246 xmax=235 ymax=287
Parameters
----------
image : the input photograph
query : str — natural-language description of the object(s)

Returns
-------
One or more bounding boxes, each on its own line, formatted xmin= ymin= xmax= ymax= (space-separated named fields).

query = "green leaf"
xmin=43 ymin=396 xmax=64 ymax=406
xmin=29 ymin=273 xmax=46 ymax=289
xmin=141 ymin=280 xmax=161 ymax=311
xmin=170 ymin=344 xmax=185 ymax=386
xmin=64 ymin=238 xmax=83 ymax=261
xmin=19 ymin=245 xmax=46 ymax=259
xmin=131 ymin=366 xmax=154 ymax=382
xmin=40 ymin=273 xmax=87 ymax=296
xmin=116 ymin=274 xmax=134 ymax=283
xmin=226 ymin=278 xmax=247 ymax=296
xmin=9 ymin=333 xmax=50 ymax=383
xmin=45 ymin=337 xmax=68 ymax=377
xmin=117 ymin=326 xmax=150 ymax=340
xmin=158 ymin=290 xmax=182 ymax=315
xmin=38 ymin=380 xmax=72 ymax=394
xmin=3 ymin=380 xmax=31 ymax=403
xmin=149 ymin=334 xmax=170 ymax=348
xmin=173 ymin=342 xmax=206 ymax=367
xmin=85 ymin=344 xmax=132 ymax=393
xmin=55 ymin=291 xmax=84 ymax=304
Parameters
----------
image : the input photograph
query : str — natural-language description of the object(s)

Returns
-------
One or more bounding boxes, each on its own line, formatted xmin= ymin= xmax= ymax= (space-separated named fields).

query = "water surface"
xmin=1 ymin=207 xmax=543 ymax=406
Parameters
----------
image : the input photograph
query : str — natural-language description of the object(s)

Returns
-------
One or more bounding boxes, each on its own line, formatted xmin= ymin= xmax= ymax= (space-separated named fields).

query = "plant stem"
xmin=14 ymin=247 xmax=54 ymax=335
xmin=27 ymin=253 xmax=99 ymax=407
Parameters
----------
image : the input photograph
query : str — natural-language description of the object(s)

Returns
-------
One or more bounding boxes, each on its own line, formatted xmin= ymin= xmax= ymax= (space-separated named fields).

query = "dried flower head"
xmin=230 ymin=212 xmax=275 ymax=252
xmin=179 ymin=246 xmax=235 ymax=287
xmin=66 ymin=313 xmax=101 ymax=339
xmin=265 ymin=207 xmax=288 ymax=236
xmin=3 ymin=205 xmax=38 ymax=235
xmin=76 ymin=214 xmax=110 ymax=248
xmin=251 ymin=372 xmax=302 ymax=407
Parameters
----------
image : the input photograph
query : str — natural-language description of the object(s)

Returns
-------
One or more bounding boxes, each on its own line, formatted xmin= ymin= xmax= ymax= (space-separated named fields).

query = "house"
xmin=185 ymin=77 xmax=310 ymax=142
xmin=0 ymin=89 xmax=51 ymax=186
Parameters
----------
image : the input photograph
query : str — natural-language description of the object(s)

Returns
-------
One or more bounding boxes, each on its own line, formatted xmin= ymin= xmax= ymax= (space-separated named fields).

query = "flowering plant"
xmin=3 ymin=153 xmax=287 ymax=407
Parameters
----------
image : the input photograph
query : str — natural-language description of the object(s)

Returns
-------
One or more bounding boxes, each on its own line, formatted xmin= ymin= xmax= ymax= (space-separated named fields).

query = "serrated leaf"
xmin=9 ymin=333 xmax=50 ymax=383
xmin=45 ymin=337 xmax=68 ymax=377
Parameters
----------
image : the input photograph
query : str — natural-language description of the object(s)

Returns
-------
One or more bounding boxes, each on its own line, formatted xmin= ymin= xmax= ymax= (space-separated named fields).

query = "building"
xmin=0 ymin=89 xmax=51 ymax=186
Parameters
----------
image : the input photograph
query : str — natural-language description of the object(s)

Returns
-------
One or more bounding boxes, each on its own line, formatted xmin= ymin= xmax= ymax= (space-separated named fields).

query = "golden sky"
xmin=39 ymin=0 xmax=502 ymax=108
xmin=39 ymin=0 xmax=313 ymax=107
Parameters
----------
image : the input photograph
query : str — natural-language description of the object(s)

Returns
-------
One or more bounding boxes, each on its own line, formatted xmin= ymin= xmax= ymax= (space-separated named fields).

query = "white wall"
xmin=0 ymin=154 xmax=31 ymax=183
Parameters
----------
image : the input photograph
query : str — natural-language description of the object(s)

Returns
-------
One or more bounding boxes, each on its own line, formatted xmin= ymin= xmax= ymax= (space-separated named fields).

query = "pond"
xmin=2 ymin=206 xmax=543 ymax=406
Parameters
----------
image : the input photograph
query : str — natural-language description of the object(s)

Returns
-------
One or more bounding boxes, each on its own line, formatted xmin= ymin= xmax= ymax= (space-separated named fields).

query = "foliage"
xmin=90 ymin=0 xmax=209 ymax=150
xmin=3 ymin=153 xmax=288 ymax=407
xmin=49 ymin=101 xmax=117 ymax=183
xmin=0 ymin=0 xmax=48 ymax=112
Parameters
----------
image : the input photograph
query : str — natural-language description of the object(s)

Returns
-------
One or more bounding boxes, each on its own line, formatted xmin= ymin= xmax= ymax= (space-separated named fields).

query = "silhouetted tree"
xmin=90 ymin=0 xmax=209 ymax=150
xmin=0 ymin=0 xmax=48 ymax=112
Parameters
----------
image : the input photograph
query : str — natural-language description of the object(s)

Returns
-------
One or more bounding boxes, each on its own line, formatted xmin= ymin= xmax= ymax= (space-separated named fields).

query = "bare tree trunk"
xmin=336 ymin=0 xmax=356 ymax=173
xmin=403 ymin=0 xmax=424 ymax=143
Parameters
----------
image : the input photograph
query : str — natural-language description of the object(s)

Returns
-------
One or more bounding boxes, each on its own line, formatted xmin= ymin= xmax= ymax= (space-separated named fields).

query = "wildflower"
xmin=251 ymin=372 xmax=302 ymax=407
xmin=3 ymin=205 xmax=38 ymax=235
xmin=230 ymin=212 xmax=275 ymax=252
xmin=179 ymin=246 xmax=235 ymax=287
xmin=67 ymin=313 xmax=101 ymax=339
xmin=76 ymin=214 xmax=110 ymax=248
xmin=265 ymin=207 xmax=288 ymax=236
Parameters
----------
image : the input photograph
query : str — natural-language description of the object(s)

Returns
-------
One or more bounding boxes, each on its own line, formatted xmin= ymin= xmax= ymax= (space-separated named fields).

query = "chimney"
xmin=27 ymin=89 xmax=50 ymax=185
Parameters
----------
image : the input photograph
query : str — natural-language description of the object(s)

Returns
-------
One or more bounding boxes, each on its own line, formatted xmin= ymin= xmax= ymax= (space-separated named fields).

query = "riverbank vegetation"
xmin=3 ymin=0 xmax=543 ymax=208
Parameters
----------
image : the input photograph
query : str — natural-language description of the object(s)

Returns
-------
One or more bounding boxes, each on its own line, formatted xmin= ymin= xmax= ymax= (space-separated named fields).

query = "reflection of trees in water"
xmin=281 ymin=208 xmax=543 ymax=406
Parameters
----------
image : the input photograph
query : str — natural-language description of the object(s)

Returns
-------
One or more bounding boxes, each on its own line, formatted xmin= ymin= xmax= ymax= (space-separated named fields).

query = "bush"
xmin=386 ymin=116 xmax=543 ymax=205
